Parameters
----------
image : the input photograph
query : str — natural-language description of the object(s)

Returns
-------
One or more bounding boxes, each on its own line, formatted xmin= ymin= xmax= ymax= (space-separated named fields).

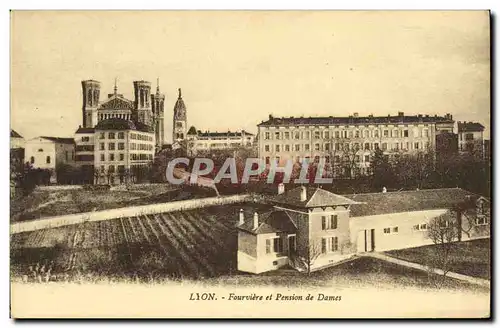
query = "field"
xmin=386 ymin=238 xmax=491 ymax=279
xmin=11 ymin=203 xmax=271 ymax=280
xmin=10 ymin=184 xmax=189 ymax=223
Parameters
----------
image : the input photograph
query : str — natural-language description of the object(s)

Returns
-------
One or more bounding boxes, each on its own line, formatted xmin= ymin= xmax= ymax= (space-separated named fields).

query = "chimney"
xmin=300 ymin=186 xmax=307 ymax=202
xmin=382 ymin=187 xmax=387 ymax=193
xmin=239 ymin=209 xmax=244 ymax=226
xmin=253 ymin=212 xmax=259 ymax=230
xmin=278 ymin=183 xmax=285 ymax=195
xmin=398 ymin=112 xmax=404 ymax=117
xmin=353 ymin=112 xmax=359 ymax=117
xmin=269 ymin=114 xmax=274 ymax=120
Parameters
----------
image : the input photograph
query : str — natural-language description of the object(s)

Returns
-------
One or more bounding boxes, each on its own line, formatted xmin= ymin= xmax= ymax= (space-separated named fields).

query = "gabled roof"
xmin=187 ymin=126 xmax=198 ymax=135
xmin=238 ymin=210 xmax=297 ymax=235
xmin=457 ymin=122 xmax=485 ymax=133
xmin=344 ymin=188 xmax=482 ymax=217
xmin=11 ymin=129 xmax=23 ymax=138
xmin=39 ymin=136 xmax=75 ymax=144
xmin=270 ymin=186 xmax=361 ymax=209
xmin=99 ymin=95 xmax=134 ymax=110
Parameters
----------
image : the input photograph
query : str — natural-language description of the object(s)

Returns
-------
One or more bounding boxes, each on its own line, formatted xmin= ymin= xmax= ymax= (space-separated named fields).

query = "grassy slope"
xmin=386 ymin=239 xmax=491 ymax=279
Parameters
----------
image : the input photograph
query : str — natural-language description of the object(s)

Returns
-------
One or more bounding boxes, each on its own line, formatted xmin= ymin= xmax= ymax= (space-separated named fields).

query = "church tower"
xmin=81 ymin=80 xmax=101 ymax=128
xmin=133 ymin=80 xmax=153 ymax=126
xmin=151 ymin=78 xmax=165 ymax=149
xmin=173 ymin=88 xmax=187 ymax=143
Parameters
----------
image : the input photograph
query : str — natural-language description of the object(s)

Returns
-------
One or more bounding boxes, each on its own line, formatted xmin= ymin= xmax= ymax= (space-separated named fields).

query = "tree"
xmin=291 ymin=240 xmax=322 ymax=275
xmin=370 ymin=148 xmax=392 ymax=190
xmin=426 ymin=213 xmax=459 ymax=284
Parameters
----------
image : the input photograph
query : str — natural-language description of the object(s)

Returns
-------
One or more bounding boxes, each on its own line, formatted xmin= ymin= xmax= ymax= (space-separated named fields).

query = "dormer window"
xmin=38 ymin=148 xmax=43 ymax=152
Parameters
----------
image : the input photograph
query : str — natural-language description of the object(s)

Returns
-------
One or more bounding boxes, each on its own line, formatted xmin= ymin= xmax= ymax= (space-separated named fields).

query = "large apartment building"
xmin=257 ymin=112 xmax=454 ymax=176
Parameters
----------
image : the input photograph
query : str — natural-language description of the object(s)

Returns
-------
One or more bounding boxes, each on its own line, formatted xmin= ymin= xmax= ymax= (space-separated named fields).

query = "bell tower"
xmin=133 ymin=80 xmax=153 ymax=126
xmin=81 ymin=80 xmax=101 ymax=128
xmin=151 ymin=78 xmax=165 ymax=148
xmin=173 ymin=88 xmax=187 ymax=144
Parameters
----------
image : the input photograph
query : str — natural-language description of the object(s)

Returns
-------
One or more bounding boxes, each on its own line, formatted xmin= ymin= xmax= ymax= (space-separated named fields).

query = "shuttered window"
xmin=321 ymin=238 xmax=327 ymax=254
xmin=330 ymin=215 xmax=338 ymax=229
xmin=331 ymin=237 xmax=339 ymax=251
xmin=322 ymin=216 xmax=327 ymax=230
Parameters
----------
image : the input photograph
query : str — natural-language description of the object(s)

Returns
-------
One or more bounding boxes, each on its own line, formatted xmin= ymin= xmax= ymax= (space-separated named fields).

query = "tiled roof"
xmin=75 ymin=127 xmax=95 ymax=134
xmin=39 ymin=136 xmax=75 ymax=144
xmin=344 ymin=188 xmax=481 ymax=217
xmin=238 ymin=210 xmax=297 ymax=235
xmin=257 ymin=114 xmax=453 ymax=127
xmin=270 ymin=186 xmax=361 ymax=209
xmin=10 ymin=129 xmax=23 ymax=138
xmin=457 ymin=122 xmax=485 ymax=133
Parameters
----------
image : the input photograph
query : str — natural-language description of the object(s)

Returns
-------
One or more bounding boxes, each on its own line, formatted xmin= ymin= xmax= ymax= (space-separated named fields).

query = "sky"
xmin=11 ymin=11 xmax=490 ymax=142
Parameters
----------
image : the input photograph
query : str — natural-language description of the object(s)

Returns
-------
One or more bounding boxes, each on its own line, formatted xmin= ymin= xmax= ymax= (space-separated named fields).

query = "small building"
xmin=25 ymin=136 xmax=76 ymax=183
xmin=10 ymin=129 xmax=25 ymax=149
xmin=186 ymin=128 xmax=255 ymax=156
xmin=457 ymin=121 xmax=485 ymax=158
xmin=237 ymin=186 xmax=490 ymax=274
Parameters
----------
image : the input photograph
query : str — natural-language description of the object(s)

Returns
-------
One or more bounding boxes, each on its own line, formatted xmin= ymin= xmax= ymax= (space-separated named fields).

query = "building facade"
xmin=186 ymin=129 xmax=255 ymax=155
xmin=75 ymin=80 xmax=158 ymax=184
xmin=457 ymin=121 xmax=485 ymax=158
xmin=257 ymin=112 xmax=455 ymax=176
xmin=10 ymin=129 xmax=25 ymax=149
xmin=237 ymin=186 xmax=490 ymax=274
xmin=25 ymin=136 xmax=75 ymax=183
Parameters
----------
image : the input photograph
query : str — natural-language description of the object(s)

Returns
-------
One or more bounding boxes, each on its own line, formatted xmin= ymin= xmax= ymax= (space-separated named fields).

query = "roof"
xmin=39 ymin=136 xmax=75 ymax=144
xmin=457 ymin=122 xmax=485 ymax=133
xmin=257 ymin=114 xmax=454 ymax=127
xmin=197 ymin=130 xmax=254 ymax=138
xmin=95 ymin=118 xmax=137 ymax=131
xmin=173 ymin=88 xmax=187 ymax=121
xmin=270 ymin=186 xmax=361 ymax=209
xmin=75 ymin=127 xmax=95 ymax=134
xmin=187 ymin=126 xmax=197 ymax=135
xmin=10 ymin=129 xmax=23 ymax=138
xmin=99 ymin=95 xmax=134 ymax=110
xmin=344 ymin=188 xmax=481 ymax=217
xmin=238 ymin=210 xmax=297 ymax=235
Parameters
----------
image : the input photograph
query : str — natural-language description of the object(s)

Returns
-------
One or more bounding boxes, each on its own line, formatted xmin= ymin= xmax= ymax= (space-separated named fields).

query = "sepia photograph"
xmin=9 ymin=10 xmax=491 ymax=318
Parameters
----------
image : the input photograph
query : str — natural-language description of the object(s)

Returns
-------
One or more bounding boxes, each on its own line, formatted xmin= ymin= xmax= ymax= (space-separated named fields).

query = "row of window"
xmin=264 ymin=154 xmax=373 ymax=165
xmin=321 ymin=215 xmax=338 ymax=230
xmin=130 ymin=133 xmax=153 ymax=141
xmin=99 ymin=132 xmax=125 ymax=140
xmin=98 ymin=142 xmax=154 ymax=151
xmin=264 ymin=141 xmax=431 ymax=153
xmin=263 ymin=128 xmax=430 ymax=141
xmin=99 ymin=153 xmax=153 ymax=162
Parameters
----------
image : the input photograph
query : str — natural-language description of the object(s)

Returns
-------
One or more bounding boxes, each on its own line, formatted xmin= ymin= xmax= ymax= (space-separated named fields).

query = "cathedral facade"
xmin=74 ymin=79 xmax=164 ymax=184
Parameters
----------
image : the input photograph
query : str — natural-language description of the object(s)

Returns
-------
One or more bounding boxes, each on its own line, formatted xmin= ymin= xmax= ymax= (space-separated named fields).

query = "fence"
xmin=11 ymin=194 xmax=256 ymax=234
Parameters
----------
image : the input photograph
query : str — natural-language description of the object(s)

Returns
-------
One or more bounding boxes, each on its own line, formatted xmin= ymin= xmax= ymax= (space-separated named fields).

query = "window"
xmin=176 ymin=122 xmax=183 ymax=128
xmin=364 ymin=155 xmax=370 ymax=162
xmin=30 ymin=156 xmax=35 ymax=164
xmin=383 ymin=228 xmax=391 ymax=234
xmin=305 ymin=144 xmax=310 ymax=151
xmin=314 ymin=131 xmax=320 ymax=139
xmin=355 ymin=130 xmax=360 ymax=138
xmin=383 ymin=130 xmax=389 ymax=137
xmin=335 ymin=143 xmax=341 ymax=151
xmin=364 ymin=143 xmax=370 ymax=150
xmin=315 ymin=143 xmax=320 ymax=151
xmin=322 ymin=215 xmax=338 ymax=230
xmin=404 ymin=130 xmax=409 ymax=138
xmin=394 ymin=143 xmax=399 ymax=150
xmin=265 ymin=132 xmax=270 ymax=140
xmin=374 ymin=130 xmax=379 ymax=138
xmin=413 ymin=128 xmax=420 ymax=138
xmin=324 ymin=143 xmax=330 ymax=151
xmin=295 ymin=144 xmax=300 ymax=151
xmin=82 ymin=136 xmax=90 ymax=142
xmin=414 ymin=142 xmax=419 ymax=150
xmin=324 ymin=131 xmax=330 ymax=139
xmin=118 ymin=143 xmax=125 ymax=150
xmin=475 ymin=217 xmax=488 ymax=225
xmin=118 ymin=132 xmax=125 ymax=139
xmin=335 ymin=131 xmax=340 ymax=138
xmin=424 ymin=129 xmax=429 ymax=137
xmin=100 ymin=143 xmax=105 ymax=151
xmin=354 ymin=143 xmax=360 ymax=151
xmin=109 ymin=143 xmax=115 ymax=150
xmin=266 ymin=237 xmax=283 ymax=254
xmin=393 ymin=130 xmax=399 ymax=138
xmin=275 ymin=145 xmax=280 ymax=152
xmin=108 ymin=154 xmax=115 ymax=161
xmin=374 ymin=143 xmax=379 ymax=150
xmin=119 ymin=153 xmax=125 ymax=161
xmin=294 ymin=131 xmax=300 ymax=139
xmin=465 ymin=133 xmax=474 ymax=141
xmin=46 ymin=156 xmax=51 ymax=164
xmin=265 ymin=145 xmax=270 ymax=152
xmin=108 ymin=132 xmax=115 ymax=139
xmin=275 ymin=132 xmax=280 ymax=140
xmin=382 ymin=143 xmax=387 ymax=150
xmin=99 ymin=132 xmax=105 ymax=139
xmin=392 ymin=227 xmax=399 ymax=233
xmin=100 ymin=154 xmax=105 ymax=161
xmin=325 ymin=156 xmax=330 ymax=163
xmin=285 ymin=145 xmax=290 ymax=152
xmin=265 ymin=157 xmax=270 ymax=165
xmin=413 ymin=223 xmax=428 ymax=231
xmin=284 ymin=132 xmax=290 ymax=139
xmin=355 ymin=155 xmax=360 ymax=162
xmin=322 ymin=237 xmax=339 ymax=253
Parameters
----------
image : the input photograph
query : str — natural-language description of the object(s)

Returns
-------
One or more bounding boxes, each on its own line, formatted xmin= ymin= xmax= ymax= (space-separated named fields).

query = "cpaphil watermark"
xmin=165 ymin=157 xmax=333 ymax=185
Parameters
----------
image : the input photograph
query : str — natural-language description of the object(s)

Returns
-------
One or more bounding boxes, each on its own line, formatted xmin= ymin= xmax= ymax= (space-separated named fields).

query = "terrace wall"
xmin=11 ymin=194 xmax=256 ymax=234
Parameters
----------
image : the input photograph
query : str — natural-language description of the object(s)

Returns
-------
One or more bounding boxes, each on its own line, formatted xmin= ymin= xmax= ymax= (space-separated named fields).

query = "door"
xmin=357 ymin=230 xmax=366 ymax=253
xmin=370 ymin=229 xmax=375 ymax=252
xmin=288 ymin=235 xmax=296 ymax=255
